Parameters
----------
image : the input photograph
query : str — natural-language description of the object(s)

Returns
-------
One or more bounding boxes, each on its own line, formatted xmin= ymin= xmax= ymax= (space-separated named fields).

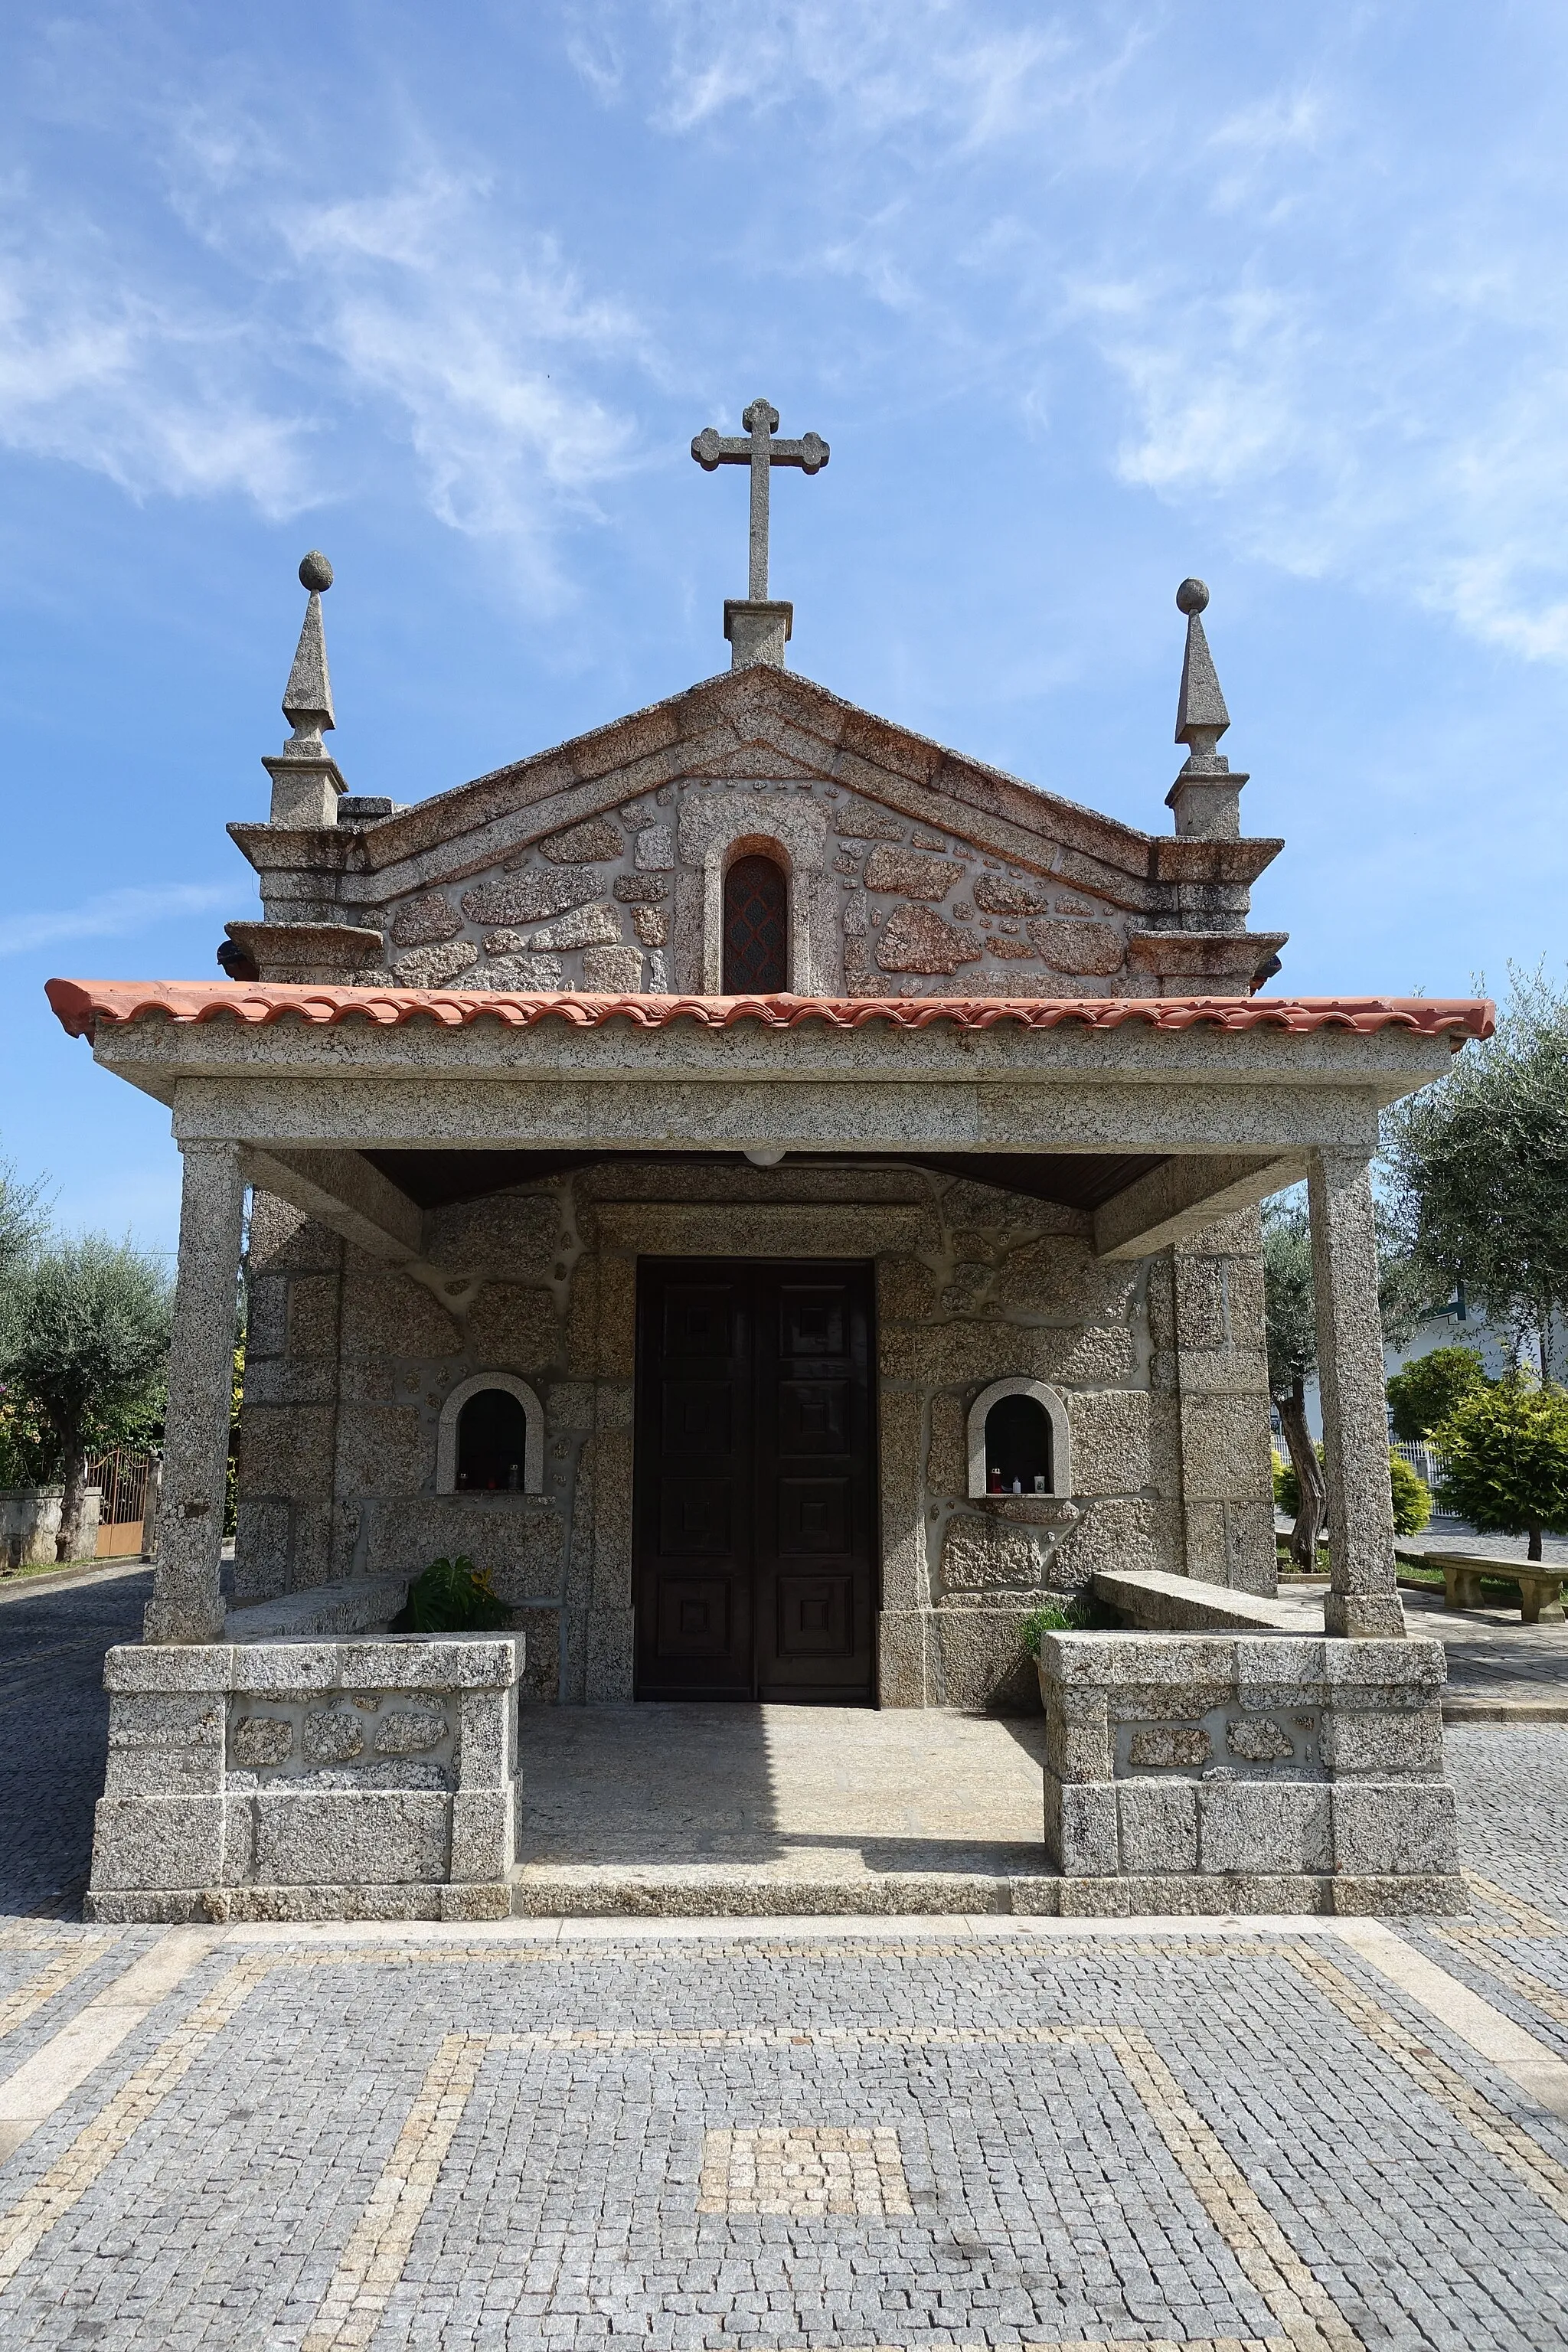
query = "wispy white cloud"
xmin=0 ymin=884 xmax=234 ymax=959
xmin=0 ymin=87 xmax=659 ymax=606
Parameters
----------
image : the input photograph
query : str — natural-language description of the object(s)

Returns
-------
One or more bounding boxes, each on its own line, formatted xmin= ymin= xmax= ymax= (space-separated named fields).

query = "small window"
xmin=984 ymin=1394 xmax=1053 ymax=1495
xmin=455 ymin=1387 xmax=528 ymax=1492
xmin=723 ymin=854 xmax=789 ymax=992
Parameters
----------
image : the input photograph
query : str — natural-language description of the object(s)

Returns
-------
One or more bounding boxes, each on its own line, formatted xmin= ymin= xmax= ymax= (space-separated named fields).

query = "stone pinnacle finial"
xmin=282 ymin=551 xmax=335 ymax=753
xmin=263 ymin=552 xmax=348 ymax=826
xmin=1173 ymin=577 xmax=1230 ymax=771
xmin=1165 ymin=578 xmax=1247 ymax=840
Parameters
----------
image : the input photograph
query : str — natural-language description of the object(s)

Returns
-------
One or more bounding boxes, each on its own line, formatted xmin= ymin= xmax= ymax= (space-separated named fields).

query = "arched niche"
xmin=965 ymin=1377 xmax=1072 ymax=1501
xmin=676 ymin=789 xmax=829 ymax=994
xmin=436 ymin=1373 xmax=545 ymax=1496
xmin=723 ymin=851 xmax=789 ymax=991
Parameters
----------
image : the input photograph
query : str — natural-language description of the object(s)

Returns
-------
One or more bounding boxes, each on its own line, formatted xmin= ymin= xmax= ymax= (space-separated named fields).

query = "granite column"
xmin=143 ymin=1141 xmax=246 ymax=1645
xmin=1308 ymin=1148 xmax=1405 ymax=1639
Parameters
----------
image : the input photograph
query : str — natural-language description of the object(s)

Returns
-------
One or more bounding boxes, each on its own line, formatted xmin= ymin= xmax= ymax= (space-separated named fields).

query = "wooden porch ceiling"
xmin=361 ymin=1148 xmax=1168 ymax=1215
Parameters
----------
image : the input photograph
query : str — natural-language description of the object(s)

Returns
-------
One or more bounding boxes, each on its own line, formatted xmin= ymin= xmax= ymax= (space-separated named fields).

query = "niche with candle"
xmin=965 ymin=1377 xmax=1072 ymax=1501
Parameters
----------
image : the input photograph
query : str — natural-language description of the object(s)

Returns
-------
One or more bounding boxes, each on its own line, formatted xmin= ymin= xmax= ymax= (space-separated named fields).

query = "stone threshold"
xmin=508 ymin=1864 xmax=1468 ymax=1920
xmin=1442 ymin=1697 xmax=1568 ymax=1723
xmin=84 ymin=1869 xmax=1469 ymax=1923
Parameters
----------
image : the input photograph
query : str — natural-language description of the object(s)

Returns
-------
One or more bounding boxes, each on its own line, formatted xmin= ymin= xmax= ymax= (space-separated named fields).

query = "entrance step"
xmin=509 ymin=1864 xmax=1028 ymax=1916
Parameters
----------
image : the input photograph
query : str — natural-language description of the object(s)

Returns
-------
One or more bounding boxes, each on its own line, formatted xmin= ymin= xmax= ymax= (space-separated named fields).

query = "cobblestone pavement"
xmin=7 ymin=1584 xmax=1568 ymax=2344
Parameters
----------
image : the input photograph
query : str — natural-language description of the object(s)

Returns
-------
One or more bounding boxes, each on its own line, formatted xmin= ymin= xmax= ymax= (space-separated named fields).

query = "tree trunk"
xmin=55 ymin=1436 xmax=88 ymax=1563
xmin=1280 ymin=1378 xmax=1328 ymax=1573
xmin=1529 ymin=1524 xmax=1544 ymax=1563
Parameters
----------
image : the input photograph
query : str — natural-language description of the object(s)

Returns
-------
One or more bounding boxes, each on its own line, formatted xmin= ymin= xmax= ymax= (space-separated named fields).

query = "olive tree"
xmin=1384 ymin=968 xmax=1568 ymax=1379
xmin=5 ymin=1237 xmax=172 ymax=1560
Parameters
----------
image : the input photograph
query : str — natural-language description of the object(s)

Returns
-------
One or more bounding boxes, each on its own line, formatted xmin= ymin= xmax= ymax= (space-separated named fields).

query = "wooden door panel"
xmin=776 ymin=1475 xmax=851 ymax=1555
xmin=656 ymin=1578 xmax=732 ymax=1658
xmin=658 ymin=1477 xmax=733 ymax=1555
xmin=776 ymin=1573 xmax=854 ymax=1658
xmin=777 ymin=1380 xmax=848 ymax=1452
xmin=635 ymin=1258 xmax=874 ymax=1703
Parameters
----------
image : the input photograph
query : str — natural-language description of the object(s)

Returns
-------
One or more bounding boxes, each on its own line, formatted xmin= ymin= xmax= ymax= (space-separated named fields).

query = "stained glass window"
xmin=722 ymin=854 xmax=789 ymax=992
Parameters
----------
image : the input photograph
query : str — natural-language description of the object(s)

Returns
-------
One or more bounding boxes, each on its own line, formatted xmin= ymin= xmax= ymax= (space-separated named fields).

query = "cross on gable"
xmin=691 ymin=397 xmax=829 ymax=600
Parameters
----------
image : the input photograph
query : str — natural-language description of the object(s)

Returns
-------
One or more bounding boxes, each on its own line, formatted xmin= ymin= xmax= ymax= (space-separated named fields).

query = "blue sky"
xmin=4 ymin=2 xmax=1568 ymax=1253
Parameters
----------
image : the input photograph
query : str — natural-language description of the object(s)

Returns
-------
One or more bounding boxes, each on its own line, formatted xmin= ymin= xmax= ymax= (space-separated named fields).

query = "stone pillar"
xmin=1307 ymin=1150 xmax=1404 ymax=1640
xmin=143 ymin=1142 xmax=246 ymax=1645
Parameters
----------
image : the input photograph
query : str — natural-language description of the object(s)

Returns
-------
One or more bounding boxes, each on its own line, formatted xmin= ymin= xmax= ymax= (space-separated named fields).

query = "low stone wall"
xmin=1036 ymin=1631 xmax=1465 ymax=1916
xmin=86 ymin=1634 xmax=521 ymax=1923
xmin=1 ymin=1485 xmax=101 ymax=1570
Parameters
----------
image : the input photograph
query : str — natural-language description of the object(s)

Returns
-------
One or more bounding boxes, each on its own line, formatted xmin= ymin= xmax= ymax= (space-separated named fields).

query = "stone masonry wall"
xmin=364 ymin=779 xmax=1145 ymax=1002
xmin=235 ymin=1165 xmax=1277 ymax=1710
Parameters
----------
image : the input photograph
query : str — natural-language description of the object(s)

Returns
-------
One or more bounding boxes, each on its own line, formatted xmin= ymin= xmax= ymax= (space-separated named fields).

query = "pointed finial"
xmin=1174 ymin=578 xmax=1230 ymax=771
xmin=262 ymin=552 xmax=348 ymax=825
xmin=282 ymin=551 xmax=335 ymax=753
xmin=1165 ymin=578 xmax=1246 ymax=839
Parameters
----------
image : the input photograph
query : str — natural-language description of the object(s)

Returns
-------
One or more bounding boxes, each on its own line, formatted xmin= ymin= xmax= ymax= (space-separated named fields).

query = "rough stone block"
xmin=875 ymin=1609 xmax=928 ymax=1707
xmin=1041 ymin=1684 xmax=1111 ymax=1782
xmin=230 ymin=1713 xmax=294 ymax=1769
xmin=251 ymin=1790 xmax=451 ymax=1884
xmin=450 ymin=1788 xmax=513 ymax=1881
xmin=1329 ymin=1873 xmax=1468 ymax=1917
xmin=1198 ymin=1782 xmax=1332 ymax=1875
xmin=459 ymin=1687 xmax=516 ymax=1787
xmin=1048 ymin=1494 xmax=1171 ymax=1586
xmin=103 ymin=1643 xmax=233 ymax=1694
xmin=286 ymin=1273 xmax=341 ymax=1360
xmin=103 ymin=1692 xmax=225 ymax=1795
xmin=333 ymin=1403 xmax=427 ymax=1498
xmin=1173 ymin=1250 xmax=1228 ymax=1351
xmin=940 ymin=1515 xmax=1043 ymax=1595
xmin=1323 ymin=1638 xmax=1446 ymax=1694
xmin=463 ymin=1284 xmax=561 ymax=1369
xmin=1321 ymin=1708 xmax=1445 ymax=1779
xmin=1117 ymin=1780 xmax=1199 ymax=1873
xmin=90 ymin=1795 xmax=224 ymax=1891
xmin=1062 ymin=1391 xmax=1153 ymax=1498
xmin=1174 ymin=1392 xmax=1274 ymax=1506
xmin=1044 ymin=1775 xmax=1118 ymax=1876
xmin=584 ymin=1607 xmax=635 ymax=1700
xmin=929 ymin=1607 xmax=1038 ymax=1711
xmin=1331 ymin=1782 xmax=1459 ymax=1875
xmin=223 ymin=1795 xmax=256 ymax=1883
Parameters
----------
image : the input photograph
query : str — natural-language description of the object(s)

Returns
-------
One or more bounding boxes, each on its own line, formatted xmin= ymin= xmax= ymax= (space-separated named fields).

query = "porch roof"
xmin=47 ymin=978 xmax=1494 ymax=1041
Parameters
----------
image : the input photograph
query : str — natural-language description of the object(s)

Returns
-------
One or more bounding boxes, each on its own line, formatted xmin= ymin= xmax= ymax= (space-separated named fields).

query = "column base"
xmin=143 ymin=1592 xmax=227 ymax=1645
xmin=1325 ymin=1591 xmax=1407 ymax=1639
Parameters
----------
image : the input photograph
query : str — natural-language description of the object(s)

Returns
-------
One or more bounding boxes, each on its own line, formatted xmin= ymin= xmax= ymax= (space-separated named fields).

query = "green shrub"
xmin=1434 ymin=1373 xmax=1568 ymax=1560
xmin=1273 ymin=1445 xmax=1429 ymax=1535
xmin=390 ymin=1555 xmax=512 ymax=1634
xmin=1386 ymin=1346 xmax=1489 ymax=1442
xmin=1020 ymin=1596 xmax=1093 ymax=1655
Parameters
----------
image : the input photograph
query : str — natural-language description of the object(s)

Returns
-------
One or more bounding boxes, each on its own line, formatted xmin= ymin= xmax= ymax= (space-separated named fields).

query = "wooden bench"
xmin=1427 ymin=1551 xmax=1566 ymax=1625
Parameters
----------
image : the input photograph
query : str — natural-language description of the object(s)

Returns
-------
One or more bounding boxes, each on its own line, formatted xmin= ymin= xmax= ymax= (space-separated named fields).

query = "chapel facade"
xmin=52 ymin=403 xmax=1488 ymax=1728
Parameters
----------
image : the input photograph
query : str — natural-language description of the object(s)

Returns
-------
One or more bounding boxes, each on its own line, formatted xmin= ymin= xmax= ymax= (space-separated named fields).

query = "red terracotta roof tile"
xmin=45 ymin=978 xmax=1496 ymax=1042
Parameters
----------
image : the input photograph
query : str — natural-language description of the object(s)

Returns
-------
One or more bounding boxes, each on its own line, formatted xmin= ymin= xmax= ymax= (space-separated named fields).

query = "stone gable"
xmin=230 ymin=664 xmax=1284 ymax=997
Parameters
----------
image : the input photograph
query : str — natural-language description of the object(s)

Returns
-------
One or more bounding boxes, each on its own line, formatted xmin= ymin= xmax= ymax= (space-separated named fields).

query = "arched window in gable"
xmin=722 ymin=854 xmax=789 ymax=993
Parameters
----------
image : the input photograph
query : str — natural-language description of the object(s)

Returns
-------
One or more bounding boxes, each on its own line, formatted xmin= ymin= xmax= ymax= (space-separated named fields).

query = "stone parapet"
xmin=1034 ymin=1630 xmax=1464 ymax=1913
xmin=85 ymin=1633 xmax=521 ymax=1923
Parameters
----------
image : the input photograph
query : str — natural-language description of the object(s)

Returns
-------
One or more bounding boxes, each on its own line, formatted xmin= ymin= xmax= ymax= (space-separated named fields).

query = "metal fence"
xmin=1390 ymin=1439 xmax=1447 ymax=1493
xmin=86 ymin=1449 xmax=158 ymax=1558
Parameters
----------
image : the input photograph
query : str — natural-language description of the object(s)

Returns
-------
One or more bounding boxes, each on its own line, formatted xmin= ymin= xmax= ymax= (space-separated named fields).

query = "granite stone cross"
xmin=691 ymin=398 xmax=829 ymax=599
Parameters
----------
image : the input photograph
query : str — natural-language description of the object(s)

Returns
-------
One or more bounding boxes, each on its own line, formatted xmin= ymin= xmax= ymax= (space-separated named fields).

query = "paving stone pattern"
xmin=6 ymin=1587 xmax=1568 ymax=2343
xmin=0 ymin=1567 xmax=149 ymax=1919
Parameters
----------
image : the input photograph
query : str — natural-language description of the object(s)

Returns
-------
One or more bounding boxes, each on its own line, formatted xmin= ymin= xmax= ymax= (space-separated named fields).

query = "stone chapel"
xmin=52 ymin=399 xmax=1488 ymax=1736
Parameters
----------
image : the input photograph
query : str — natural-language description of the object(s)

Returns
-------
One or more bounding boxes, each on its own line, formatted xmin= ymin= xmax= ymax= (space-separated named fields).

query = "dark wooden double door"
xmin=634 ymin=1259 xmax=876 ymax=1703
